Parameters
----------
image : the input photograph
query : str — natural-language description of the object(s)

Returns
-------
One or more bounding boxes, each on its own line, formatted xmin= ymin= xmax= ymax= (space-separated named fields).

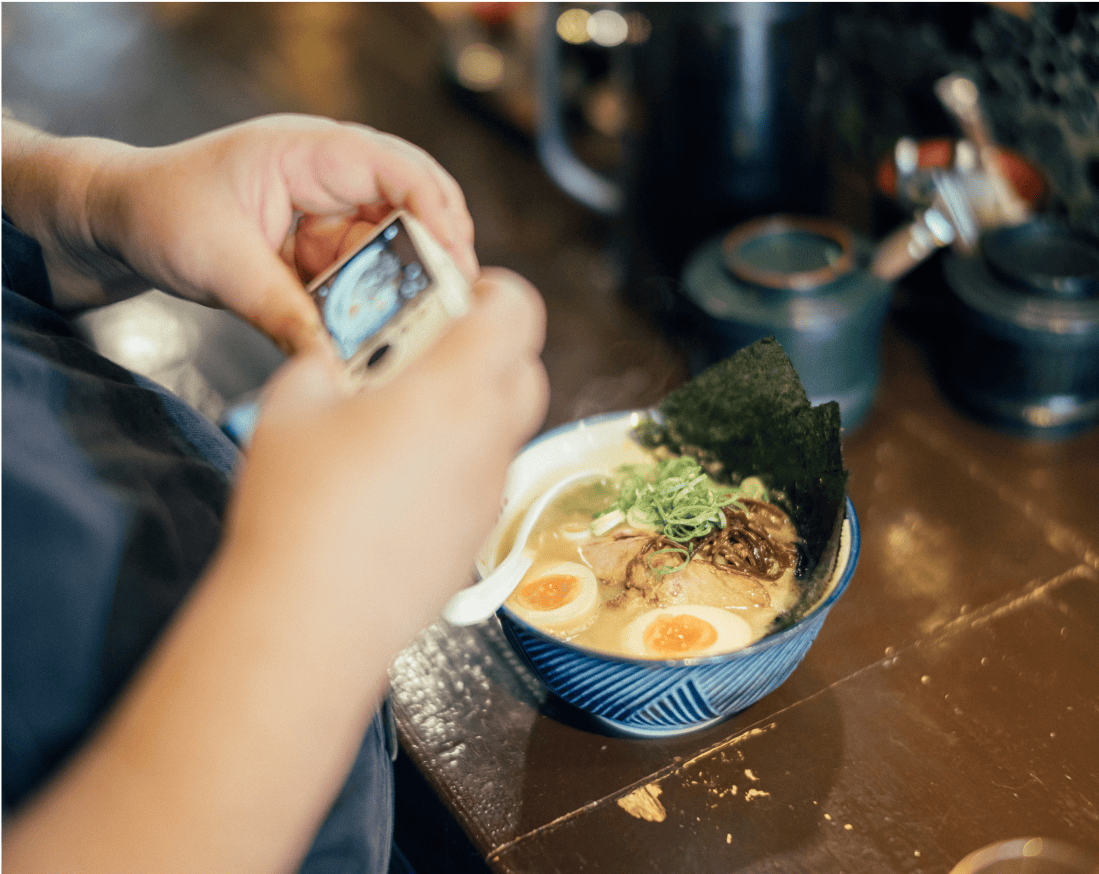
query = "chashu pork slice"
xmin=579 ymin=532 xmax=650 ymax=584
xmin=650 ymin=558 xmax=771 ymax=610
xmin=581 ymin=531 xmax=779 ymax=611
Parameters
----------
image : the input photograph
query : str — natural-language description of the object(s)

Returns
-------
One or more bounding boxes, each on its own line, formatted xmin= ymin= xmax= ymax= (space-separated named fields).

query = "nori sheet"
xmin=634 ymin=337 xmax=849 ymax=626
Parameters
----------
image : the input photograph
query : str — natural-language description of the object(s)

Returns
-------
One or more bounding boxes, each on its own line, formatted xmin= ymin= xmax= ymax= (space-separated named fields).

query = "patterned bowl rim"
xmin=493 ymin=409 xmax=860 ymax=668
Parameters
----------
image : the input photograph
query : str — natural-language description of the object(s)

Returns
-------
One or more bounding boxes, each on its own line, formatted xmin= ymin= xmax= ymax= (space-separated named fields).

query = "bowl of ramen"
xmin=476 ymin=339 xmax=858 ymax=737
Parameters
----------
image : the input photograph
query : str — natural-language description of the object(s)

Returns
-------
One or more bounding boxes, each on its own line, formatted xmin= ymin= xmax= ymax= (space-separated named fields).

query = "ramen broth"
xmin=499 ymin=461 xmax=805 ymax=659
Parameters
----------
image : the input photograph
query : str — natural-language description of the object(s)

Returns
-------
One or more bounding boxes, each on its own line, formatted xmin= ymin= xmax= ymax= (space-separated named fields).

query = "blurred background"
xmin=4 ymin=2 xmax=1098 ymax=438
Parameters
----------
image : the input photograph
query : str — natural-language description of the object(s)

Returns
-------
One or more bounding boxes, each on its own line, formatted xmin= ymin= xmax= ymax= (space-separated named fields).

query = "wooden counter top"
xmin=389 ymin=314 xmax=1099 ymax=872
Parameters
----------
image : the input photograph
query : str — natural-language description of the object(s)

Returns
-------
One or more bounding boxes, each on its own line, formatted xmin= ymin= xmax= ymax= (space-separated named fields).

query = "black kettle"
xmin=537 ymin=2 xmax=830 ymax=294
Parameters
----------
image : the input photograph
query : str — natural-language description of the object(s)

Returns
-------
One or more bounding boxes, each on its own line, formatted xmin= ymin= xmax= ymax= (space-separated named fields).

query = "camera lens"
xmin=367 ymin=344 xmax=391 ymax=368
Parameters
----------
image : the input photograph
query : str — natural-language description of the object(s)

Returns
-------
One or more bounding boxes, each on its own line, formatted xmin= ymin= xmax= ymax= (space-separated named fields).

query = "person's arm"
xmin=3 ymin=115 xmax=151 ymax=300
xmin=3 ymin=269 xmax=547 ymax=874
xmin=1 ymin=115 xmax=548 ymax=873
xmin=1 ymin=113 xmax=479 ymax=355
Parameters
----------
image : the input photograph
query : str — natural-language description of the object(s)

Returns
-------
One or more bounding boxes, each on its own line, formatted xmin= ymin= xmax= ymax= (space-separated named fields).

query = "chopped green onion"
xmin=592 ymin=457 xmax=770 ymax=568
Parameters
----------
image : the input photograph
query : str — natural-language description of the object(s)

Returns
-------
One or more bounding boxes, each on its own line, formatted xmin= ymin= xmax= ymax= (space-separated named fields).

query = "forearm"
xmin=0 ymin=348 xmax=500 ymax=874
xmin=0 ymin=229 xmax=546 ymax=873
xmin=2 ymin=116 xmax=149 ymax=308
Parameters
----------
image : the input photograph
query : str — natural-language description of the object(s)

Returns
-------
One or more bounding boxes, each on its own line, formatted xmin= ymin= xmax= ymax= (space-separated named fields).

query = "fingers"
xmin=286 ymin=214 xmax=372 ymax=283
xmin=484 ymin=270 xmax=550 ymax=447
xmin=422 ymin=267 xmax=549 ymax=448
xmin=192 ymin=222 xmax=332 ymax=358
xmin=469 ymin=267 xmax=549 ymax=365
xmin=347 ymin=128 xmax=476 ymax=268
xmin=275 ymin=118 xmax=479 ymax=280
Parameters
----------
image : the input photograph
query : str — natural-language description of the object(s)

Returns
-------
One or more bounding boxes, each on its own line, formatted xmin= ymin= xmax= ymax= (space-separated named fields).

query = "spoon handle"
xmin=441 ymin=468 xmax=605 ymax=626
xmin=442 ymin=551 xmax=534 ymax=626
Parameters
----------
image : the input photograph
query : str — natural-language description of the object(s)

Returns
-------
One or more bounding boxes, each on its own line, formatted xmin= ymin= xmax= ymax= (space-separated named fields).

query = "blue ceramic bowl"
xmin=477 ymin=410 xmax=859 ymax=738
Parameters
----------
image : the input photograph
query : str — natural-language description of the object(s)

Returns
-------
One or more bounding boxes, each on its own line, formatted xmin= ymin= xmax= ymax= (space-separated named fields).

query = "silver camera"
xmin=307 ymin=209 xmax=470 ymax=389
xmin=221 ymin=210 xmax=470 ymax=445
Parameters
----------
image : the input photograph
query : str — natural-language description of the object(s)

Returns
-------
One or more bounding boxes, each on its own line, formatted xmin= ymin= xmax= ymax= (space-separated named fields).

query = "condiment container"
xmin=680 ymin=214 xmax=892 ymax=432
xmin=939 ymin=219 xmax=1099 ymax=438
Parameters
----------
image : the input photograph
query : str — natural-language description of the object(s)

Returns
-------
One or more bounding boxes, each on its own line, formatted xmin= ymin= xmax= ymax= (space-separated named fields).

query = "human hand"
xmin=0 ymin=268 xmax=546 ymax=874
xmin=221 ymin=266 xmax=549 ymax=645
xmin=2 ymin=114 xmax=478 ymax=355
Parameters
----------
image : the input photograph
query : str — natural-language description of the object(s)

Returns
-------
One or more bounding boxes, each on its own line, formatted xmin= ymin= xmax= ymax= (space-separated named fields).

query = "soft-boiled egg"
xmin=507 ymin=561 xmax=600 ymax=634
xmin=621 ymin=604 xmax=752 ymax=659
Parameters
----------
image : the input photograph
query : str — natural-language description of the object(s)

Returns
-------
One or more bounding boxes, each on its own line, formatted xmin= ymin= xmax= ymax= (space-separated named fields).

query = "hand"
xmin=1 ymin=268 xmax=547 ymax=874
xmin=2 ymin=114 xmax=478 ymax=355
xmin=226 ymin=266 xmax=549 ymax=630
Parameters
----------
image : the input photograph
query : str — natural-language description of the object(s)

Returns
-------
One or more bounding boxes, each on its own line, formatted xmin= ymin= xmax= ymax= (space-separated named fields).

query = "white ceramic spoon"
xmin=442 ymin=469 xmax=606 ymax=626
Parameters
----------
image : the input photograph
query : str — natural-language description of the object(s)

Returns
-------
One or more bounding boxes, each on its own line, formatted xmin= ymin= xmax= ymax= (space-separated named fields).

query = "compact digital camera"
xmin=307 ymin=209 xmax=470 ymax=389
xmin=221 ymin=210 xmax=469 ymax=445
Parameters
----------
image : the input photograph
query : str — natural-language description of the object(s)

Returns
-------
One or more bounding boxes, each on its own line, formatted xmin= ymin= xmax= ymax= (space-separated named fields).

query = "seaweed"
xmin=635 ymin=337 xmax=849 ymax=624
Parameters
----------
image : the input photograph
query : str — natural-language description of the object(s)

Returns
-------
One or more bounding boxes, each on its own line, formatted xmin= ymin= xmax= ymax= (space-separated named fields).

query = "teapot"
xmin=536 ymin=2 xmax=831 ymax=291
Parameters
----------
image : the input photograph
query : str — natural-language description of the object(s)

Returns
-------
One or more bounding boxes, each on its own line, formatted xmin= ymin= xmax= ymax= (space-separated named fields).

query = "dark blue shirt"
xmin=2 ymin=217 xmax=396 ymax=873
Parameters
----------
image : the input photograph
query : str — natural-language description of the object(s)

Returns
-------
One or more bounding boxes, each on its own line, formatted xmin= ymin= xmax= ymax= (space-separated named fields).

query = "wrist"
xmin=2 ymin=118 xmax=145 ymax=308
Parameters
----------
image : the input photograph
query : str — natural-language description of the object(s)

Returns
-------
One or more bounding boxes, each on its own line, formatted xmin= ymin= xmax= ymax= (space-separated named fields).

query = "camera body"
xmin=221 ymin=210 xmax=469 ymax=445
xmin=307 ymin=209 xmax=470 ymax=389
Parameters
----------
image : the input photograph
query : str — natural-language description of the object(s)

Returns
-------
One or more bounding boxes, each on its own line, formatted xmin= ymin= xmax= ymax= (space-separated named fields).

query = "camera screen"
xmin=311 ymin=217 xmax=434 ymax=360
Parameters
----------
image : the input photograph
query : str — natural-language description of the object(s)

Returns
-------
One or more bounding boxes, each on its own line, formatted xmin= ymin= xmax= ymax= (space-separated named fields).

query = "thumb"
xmin=200 ymin=225 xmax=330 ymax=357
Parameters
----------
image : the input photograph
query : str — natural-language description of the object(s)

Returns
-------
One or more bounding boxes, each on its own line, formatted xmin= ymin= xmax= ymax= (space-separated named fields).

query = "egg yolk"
xmin=642 ymin=614 xmax=719 ymax=657
xmin=516 ymin=574 xmax=581 ymax=612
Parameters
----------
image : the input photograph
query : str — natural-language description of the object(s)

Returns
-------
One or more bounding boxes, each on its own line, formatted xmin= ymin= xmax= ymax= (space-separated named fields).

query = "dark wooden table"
xmin=370 ymin=12 xmax=1099 ymax=870
xmin=6 ymin=5 xmax=1096 ymax=872
xmin=389 ymin=315 xmax=1099 ymax=873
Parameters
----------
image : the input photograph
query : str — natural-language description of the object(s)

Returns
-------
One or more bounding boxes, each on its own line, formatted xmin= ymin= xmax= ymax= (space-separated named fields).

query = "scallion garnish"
xmin=592 ymin=457 xmax=767 ymax=561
